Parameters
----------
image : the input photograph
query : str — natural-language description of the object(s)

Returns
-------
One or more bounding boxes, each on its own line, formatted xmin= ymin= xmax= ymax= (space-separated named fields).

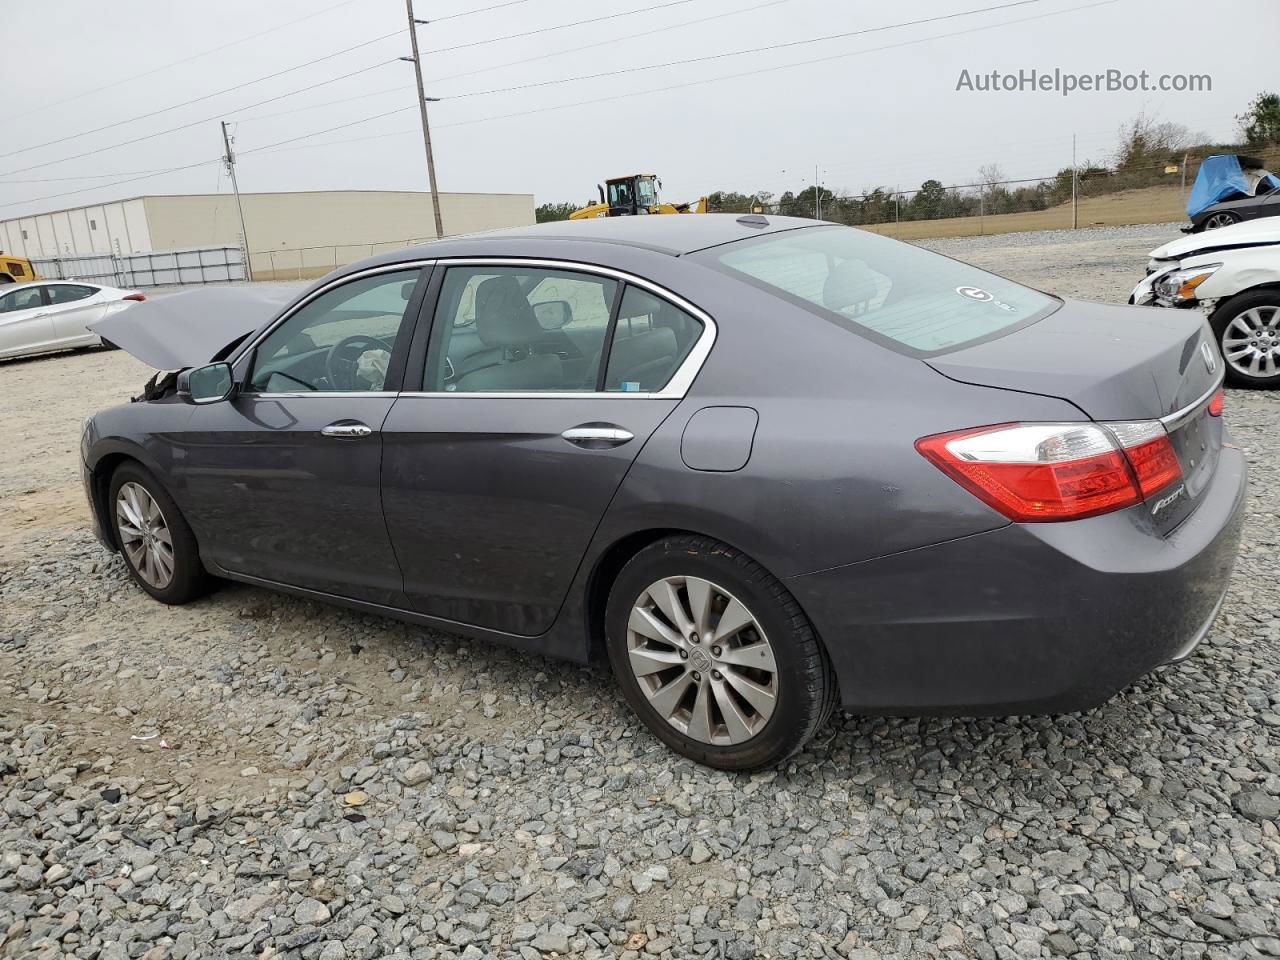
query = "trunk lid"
xmin=928 ymin=299 xmax=1224 ymax=531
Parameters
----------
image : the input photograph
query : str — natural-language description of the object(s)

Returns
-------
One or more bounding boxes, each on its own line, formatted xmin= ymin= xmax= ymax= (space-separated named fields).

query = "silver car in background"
xmin=0 ymin=280 xmax=145 ymax=361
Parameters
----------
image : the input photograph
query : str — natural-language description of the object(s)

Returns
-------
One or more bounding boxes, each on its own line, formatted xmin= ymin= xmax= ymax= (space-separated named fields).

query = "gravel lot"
xmin=2 ymin=223 xmax=1278 ymax=960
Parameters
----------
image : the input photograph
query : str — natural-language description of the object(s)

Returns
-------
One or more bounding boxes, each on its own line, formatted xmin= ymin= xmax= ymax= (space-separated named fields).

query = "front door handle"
xmin=561 ymin=423 xmax=634 ymax=448
xmin=321 ymin=421 xmax=374 ymax=439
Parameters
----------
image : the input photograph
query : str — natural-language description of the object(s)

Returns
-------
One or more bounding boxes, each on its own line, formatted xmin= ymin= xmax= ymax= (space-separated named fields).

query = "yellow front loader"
xmin=570 ymin=174 xmax=708 ymax=219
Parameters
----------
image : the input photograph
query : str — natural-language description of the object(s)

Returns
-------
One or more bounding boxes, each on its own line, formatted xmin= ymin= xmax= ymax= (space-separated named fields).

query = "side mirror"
xmin=177 ymin=361 xmax=236 ymax=404
xmin=533 ymin=300 xmax=572 ymax=330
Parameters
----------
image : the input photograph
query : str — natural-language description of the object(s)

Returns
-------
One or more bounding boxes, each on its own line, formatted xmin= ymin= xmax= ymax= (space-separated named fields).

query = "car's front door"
xmin=0 ymin=284 xmax=53 ymax=357
xmin=381 ymin=262 xmax=711 ymax=636
xmin=176 ymin=267 xmax=429 ymax=605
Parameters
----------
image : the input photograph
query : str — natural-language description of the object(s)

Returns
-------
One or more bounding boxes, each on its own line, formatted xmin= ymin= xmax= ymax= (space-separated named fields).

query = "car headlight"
xmin=1154 ymin=264 xmax=1221 ymax=302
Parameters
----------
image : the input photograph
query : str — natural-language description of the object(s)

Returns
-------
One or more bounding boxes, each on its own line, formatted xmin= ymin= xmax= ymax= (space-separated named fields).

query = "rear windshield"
xmin=700 ymin=225 xmax=1057 ymax=355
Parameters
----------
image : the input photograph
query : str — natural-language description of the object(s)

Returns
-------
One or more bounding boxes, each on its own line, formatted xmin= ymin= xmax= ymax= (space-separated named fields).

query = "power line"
xmin=240 ymin=0 xmax=1116 ymax=162
xmin=438 ymin=0 xmax=1052 ymax=100
xmin=0 ymin=60 xmax=398 ymax=179
xmin=0 ymin=168 xmax=175 ymax=184
xmin=7 ymin=0 xmax=364 ymax=121
xmin=231 ymin=0 xmax=787 ymax=125
xmin=424 ymin=0 xmax=707 ymax=55
xmin=430 ymin=0 xmax=533 ymax=22
xmin=1 ymin=30 xmax=405 ymax=161
xmin=0 ymin=158 xmax=224 ymax=212
xmin=434 ymin=0 xmax=1121 ymax=129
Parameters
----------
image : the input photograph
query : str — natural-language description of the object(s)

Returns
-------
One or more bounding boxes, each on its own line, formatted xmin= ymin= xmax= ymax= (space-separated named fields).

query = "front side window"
xmin=0 ymin=286 xmax=44 ymax=313
xmin=426 ymin=266 xmax=617 ymax=392
xmin=46 ymin=284 xmax=97 ymax=305
xmin=248 ymin=269 xmax=420 ymax=393
xmin=701 ymin=225 xmax=1057 ymax=355
xmin=608 ymin=180 xmax=634 ymax=210
xmin=605 ymin=286 xmax=704 ymax=392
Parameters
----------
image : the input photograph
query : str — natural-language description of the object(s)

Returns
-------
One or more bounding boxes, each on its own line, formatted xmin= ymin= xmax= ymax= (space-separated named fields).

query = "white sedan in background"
xmin=1131 ymin=218 xmax=1280 ymax=388
xmin=0 ymin=281 xmax=146 ymax=361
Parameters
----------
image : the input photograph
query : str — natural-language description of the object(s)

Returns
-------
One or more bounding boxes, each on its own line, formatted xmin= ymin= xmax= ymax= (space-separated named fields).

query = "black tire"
xmin=605 ymin=535 xmax=836 ymax=770
xmin=1210 ymin=289 xmax=1280 ymax=389
xmin=99 ymin=337 xmax=119 ymax=351
xmin=1202 ymin=211 xmax=1240 ymax=231
xmin=108 ymin=461 xmax=211 ymax=604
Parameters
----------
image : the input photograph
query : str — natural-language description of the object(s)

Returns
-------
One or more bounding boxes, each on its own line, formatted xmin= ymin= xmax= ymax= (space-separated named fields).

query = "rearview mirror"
xmin=178 ymin=361 xmax=236 ymax=404
xmin=533 ymin=300 xmax=572 ymax=330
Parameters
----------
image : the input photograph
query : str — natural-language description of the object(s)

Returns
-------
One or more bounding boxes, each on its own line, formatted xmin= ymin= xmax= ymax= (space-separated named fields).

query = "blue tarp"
xmin=1188 ymin=155 xmax=1280 ymax=217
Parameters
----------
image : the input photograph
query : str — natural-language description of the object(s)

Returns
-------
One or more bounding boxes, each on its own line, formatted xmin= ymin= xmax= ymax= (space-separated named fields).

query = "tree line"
xmin=535 ymin=91 xmax=1280 ymax=225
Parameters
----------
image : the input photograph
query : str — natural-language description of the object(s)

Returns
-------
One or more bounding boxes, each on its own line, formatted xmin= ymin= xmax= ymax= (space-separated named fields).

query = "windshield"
xmin=702 ymin=225 xmax=1058 ymax=355
xmin=635 ymin=178 xmax=658 ymax=208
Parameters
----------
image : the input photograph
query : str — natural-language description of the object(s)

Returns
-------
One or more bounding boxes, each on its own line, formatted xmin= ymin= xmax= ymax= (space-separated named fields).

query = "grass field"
xmin=859 ymin=184 xmax=1193 ymax=241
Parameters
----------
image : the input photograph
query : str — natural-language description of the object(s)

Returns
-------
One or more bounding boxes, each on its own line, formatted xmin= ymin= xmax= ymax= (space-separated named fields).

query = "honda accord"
xmin=81 ymin=215 xmax=1246 ymax=769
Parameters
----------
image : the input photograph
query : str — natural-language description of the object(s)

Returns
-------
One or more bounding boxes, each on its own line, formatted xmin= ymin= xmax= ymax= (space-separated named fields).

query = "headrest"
xmin=475 ymin=275 xmax=541 ymax=347
xmin=823 ymin=260 xmax=879 ymax=312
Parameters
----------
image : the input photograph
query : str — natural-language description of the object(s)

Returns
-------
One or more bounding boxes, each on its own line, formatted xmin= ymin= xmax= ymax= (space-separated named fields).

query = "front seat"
xmin=454 ymin=275 xmax=563 ymax=391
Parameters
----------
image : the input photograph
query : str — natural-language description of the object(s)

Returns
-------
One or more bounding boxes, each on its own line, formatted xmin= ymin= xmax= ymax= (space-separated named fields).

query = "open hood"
xmin=1152 ymin=217 xmax=1280 ymax=261
xmin=89 ymin=285 xmax=303 ymax=370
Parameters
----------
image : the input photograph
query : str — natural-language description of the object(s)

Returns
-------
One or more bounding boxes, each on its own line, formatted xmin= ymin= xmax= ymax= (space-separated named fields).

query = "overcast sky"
xmin=1 ymin=0 xmax=1274 ymax=219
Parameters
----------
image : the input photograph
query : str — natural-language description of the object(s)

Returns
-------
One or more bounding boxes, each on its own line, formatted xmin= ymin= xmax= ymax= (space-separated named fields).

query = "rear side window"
xmin=605 ymin=286 xmax=704 ymax=392
xmin=703 ymin=225 xmax=1057 ymax=355
xmin=46 ymin=284 xmax=97 ymax=305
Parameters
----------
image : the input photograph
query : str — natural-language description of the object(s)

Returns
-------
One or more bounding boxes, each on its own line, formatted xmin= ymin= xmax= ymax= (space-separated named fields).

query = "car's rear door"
xmin=44 ymin=283 xmax=108 ymax=347
xmin=176 ymin=266 xmax=431 ymax=605
xmin=0 ymin=284 xmax=54 ymax=357
xmin=380 ymin=260 xmax=713 ymax=637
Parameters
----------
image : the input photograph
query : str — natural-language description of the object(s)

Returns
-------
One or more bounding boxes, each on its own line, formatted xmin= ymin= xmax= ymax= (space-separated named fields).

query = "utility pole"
xmin=221 ymin=120 xmax=253 ymax=281
xmin=403 ymin=0 xmax=445 ymax=239
xmin=814 ymin=163 xmax=821 ymax=219
xmin=1071 ymin=133 xmax=1078 ymax=230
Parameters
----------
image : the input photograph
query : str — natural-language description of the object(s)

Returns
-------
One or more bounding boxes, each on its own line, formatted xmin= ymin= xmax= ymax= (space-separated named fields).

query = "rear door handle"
xmin=561 ymin=424 xmax=634 ymax=448
xmin=321 ymin=421 xmax=374 ymax=439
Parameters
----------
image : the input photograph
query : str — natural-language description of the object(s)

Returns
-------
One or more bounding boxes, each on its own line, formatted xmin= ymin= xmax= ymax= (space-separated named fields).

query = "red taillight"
xmin=122 ymin=293 xmax=146 ymax=302
xmin=1207 ymin=388 xmax=1223 ymax=417
xmin=917 ymin=420 xmax=1183 ymax=523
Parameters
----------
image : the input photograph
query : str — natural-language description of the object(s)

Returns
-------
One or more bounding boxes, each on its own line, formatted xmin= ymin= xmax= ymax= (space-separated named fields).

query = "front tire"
xmin=605 ymin=535 xmax=836 ymax=770
xmin=108 ymin=462 xmax=210 ymax=604
xmin=1211 ymin=290 xmax=1280 ymax=388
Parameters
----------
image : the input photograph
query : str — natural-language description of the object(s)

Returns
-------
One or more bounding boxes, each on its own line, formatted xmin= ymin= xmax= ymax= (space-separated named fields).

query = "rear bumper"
xmin=788 ymin=447 xmax=1247 ymax=715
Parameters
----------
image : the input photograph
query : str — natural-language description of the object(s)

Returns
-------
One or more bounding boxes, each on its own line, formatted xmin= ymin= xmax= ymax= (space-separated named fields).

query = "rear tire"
xmin=108 ymin=462 xmax=210 ymax=604
xmin=1210 ymin=289 xmax=1280 ymax=388
xmin=605 ymin=535 xmax=836 ymax=770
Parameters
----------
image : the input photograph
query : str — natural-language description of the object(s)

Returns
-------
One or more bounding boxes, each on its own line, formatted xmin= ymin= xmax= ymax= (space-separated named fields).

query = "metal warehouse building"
xmin=0 ymin=189 xmax=534 ymax=281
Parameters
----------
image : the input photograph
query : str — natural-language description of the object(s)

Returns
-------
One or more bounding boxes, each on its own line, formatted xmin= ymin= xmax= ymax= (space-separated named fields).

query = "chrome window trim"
xmin=241 ymin=391 xmax=400 ymax=399
xmin=1160 ymin=373 xmax=1225 ymax=431
xmin=230 ymin=261 xmax=437 ymax=373
xmin=410 ymin=256 xmax=717 ymax=400
xmin=229 ymin=256 xmax=717 ymax=401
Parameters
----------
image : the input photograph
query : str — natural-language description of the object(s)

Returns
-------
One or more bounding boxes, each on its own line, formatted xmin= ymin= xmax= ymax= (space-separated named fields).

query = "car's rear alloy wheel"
xmin=1203 ymin=212 xmax=1240 ymax=230
xmin=606 ymin=535 xmax=836 ymax=770
xmin=627 ymin=575 xmax=778 ymax=745
xmin=108 ymin=462 xmax=210 ymax=604
xmin=1212 ymin=291 xmax=1280 ymax=388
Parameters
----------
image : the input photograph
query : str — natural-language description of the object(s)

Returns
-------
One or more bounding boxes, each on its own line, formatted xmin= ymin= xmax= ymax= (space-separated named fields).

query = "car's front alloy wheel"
xmin=1212 ymin=290 xmax=1280 ymax=388
xmin=1203 ymin=212 xmax=1240 ymax=230
xmin=116 ymin=482 xmax=175 ymax=589
xmin=108 ymin=462 xmax=210 ymax=604
xmin=606 ymin=535 xmax=835 ymax=770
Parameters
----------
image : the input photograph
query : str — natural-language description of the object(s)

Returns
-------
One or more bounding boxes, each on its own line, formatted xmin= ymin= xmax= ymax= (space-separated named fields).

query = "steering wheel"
xmin=325 ymin=334 xmax=393 ymax=391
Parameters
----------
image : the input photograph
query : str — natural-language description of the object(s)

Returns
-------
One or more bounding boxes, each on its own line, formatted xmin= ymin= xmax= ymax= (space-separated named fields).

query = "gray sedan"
xmin=81 ymin=215 xmax=1246 ymax=769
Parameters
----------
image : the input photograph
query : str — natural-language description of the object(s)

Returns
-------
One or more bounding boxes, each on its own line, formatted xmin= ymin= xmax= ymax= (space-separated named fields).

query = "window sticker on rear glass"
xmin=956 ymin=286 xmax=1018 ymax=312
